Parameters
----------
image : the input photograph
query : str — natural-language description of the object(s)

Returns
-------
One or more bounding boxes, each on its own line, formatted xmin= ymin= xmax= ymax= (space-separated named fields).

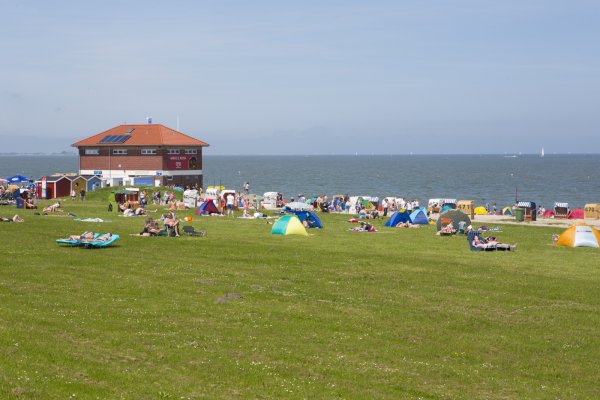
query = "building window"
xmin=141 ymin=149 xmax=157 ymax=155
xmin=113 ymin=149 xmax=128 ymax=155
xmin=85 ymin=149 xmax=99 ymax=155
xmin=184 ymin=149 xmax=197 ymax=155
xmin=167 ymin=149 xmax=180 ymax=155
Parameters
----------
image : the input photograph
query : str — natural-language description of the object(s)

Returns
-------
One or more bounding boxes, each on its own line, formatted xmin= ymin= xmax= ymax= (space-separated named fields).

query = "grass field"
xmin=1 ymin=189 xmax=599 ymax=399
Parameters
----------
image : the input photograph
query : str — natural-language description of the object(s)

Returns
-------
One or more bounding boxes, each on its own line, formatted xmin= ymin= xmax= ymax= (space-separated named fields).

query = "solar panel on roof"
xmin=99 ymin=135 xmax=115 ymax=143
xmin=99 ymin=134 xmax=131 ymax=144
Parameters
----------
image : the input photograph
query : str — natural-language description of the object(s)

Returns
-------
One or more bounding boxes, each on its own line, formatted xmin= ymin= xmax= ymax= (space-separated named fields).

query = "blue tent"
xmin=385 ymin=210 xmax=410 ymax=227
xmin=409 ymin=208 xmax=429 ymax=225
xmin=288 ymin=210 xmax=323 ymax=228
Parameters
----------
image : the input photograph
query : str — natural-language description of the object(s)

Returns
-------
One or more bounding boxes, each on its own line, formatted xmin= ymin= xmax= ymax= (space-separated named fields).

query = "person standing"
xmin=243 ymin=181 xmax=249 ymax=195
xmin=226 ymin=192 xmax=235 ymax=217
xmin=382 ymin=198 xmax=389 ymax=217
xmin=80 ymin=189 xmax=86 ymax=201
xmin=70 ymin=189 xmax=76 ymax=201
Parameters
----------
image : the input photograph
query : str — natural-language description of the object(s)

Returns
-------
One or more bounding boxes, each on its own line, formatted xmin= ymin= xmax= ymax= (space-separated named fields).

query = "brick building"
xmin=72 ymin=124 xmax=209 ymax=187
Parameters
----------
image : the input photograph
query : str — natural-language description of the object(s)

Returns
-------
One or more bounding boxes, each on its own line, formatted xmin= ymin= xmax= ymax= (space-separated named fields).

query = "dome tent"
xmin=556 ymin=223 xmax=600 ymax=248
xmin=385 ymin=210 xmax=410 ymax=227
xmin=271 ymin=215 xmax=308 ymax=236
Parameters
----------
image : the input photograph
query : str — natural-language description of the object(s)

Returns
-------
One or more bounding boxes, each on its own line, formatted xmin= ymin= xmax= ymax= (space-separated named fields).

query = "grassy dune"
xmin=1 ymin=189 xmax=599 ymax=399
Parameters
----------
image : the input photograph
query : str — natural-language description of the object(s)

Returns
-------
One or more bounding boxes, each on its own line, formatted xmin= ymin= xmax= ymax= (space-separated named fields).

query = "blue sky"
xmin=1 ymin=1 xmax=599 ymax=154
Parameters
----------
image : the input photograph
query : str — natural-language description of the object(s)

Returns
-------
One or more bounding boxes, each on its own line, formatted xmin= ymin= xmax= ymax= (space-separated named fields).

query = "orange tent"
xmin=556 ymin=223 xmax=600 ymax=248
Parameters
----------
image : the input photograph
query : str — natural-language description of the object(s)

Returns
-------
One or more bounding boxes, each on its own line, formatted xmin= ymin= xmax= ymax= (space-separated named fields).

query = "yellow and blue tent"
xmin=474 ymin=206 xmax=488 ymax=215
xmin=271 ymin=215 xmax=308 ymax=236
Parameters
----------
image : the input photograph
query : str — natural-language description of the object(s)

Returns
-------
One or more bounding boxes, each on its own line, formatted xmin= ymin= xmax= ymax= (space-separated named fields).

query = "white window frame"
xmin=85 ymin=148 xmax=99 ymax=155
xmin=167 ymin=149 xmax=180 ymax=155
xmin=141 ymin=149 xmax=157 ymax=155
xmin=112 ymin=149 xmax=128 ymax=155
xmin=184 ymin=149 xmax=197 ymax=155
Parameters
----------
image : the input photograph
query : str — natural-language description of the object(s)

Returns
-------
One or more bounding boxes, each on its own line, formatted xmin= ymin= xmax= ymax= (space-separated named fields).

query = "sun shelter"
xmin=554 ymin=202 xmax=569 ymax=219
xmin=284 ymin=201 xmax=310 ymax=211
xmin=502 ymin=207 xmax=513 ymax=216
xmin=385 ymin=210 xmax=410 ymax=227
xmin=195 ymin=199 xmax=220 ymax=215
xmin=568 ymin=208 xmax=584 ymax=219
xmin=271 ymin=215 xmax=308 ymax=236
xmin=474 ymin=206 xmax=488 ymax=215
xmin=556 ymin=223 xmax=600 ymax=248
xmin=409 ymin=208 xmax=429 ymax=225
xmin=289 ymin=210 xmax=323 ymax=228
xmin=436 ymin=209 xmax=471 ymax=232
xmin=543 ymin=210 xmax=555 ymax=218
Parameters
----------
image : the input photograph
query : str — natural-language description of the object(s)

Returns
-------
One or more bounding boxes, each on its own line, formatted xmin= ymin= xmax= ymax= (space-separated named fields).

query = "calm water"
xmin=1 ymin=154 xmax=598 ymax=208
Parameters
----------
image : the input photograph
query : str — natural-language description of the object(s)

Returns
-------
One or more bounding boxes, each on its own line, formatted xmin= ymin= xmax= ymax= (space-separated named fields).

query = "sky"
xmin=1 ymin=0 xmax=599 ymax=155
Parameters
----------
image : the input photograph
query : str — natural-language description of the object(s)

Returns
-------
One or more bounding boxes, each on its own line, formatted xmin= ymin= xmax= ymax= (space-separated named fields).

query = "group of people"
xmin=136 ymin=212 xmax=181 ymax=237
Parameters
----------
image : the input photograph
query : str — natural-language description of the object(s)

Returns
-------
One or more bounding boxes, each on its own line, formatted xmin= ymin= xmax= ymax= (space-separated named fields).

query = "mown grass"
xmin=1 ymin=189 xmax=599 ymax=399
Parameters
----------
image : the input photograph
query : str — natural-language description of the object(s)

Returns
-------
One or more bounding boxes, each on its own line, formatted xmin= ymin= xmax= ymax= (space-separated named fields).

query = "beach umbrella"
xmin=0 ymin=178 xmax=8 ymax=183
xmin=283 ymin=202 xmax=310 ymax=211
xmin=556 ymin=223 xmax=600 ymax=248
xmin=7 ymin=175 xmax=30 ymax=183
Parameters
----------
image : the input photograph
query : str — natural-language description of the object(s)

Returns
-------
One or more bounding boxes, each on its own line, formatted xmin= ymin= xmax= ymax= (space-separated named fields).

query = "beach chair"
xmin=183 ymin=226 xmax=206 ymax=237
xmin=554 ymin=202 xmax=569 ymax=219
xmin=467 ymin=231 xmax=495 ymax=252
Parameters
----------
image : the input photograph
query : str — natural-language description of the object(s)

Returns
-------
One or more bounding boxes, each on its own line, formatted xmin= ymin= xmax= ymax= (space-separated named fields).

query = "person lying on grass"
xmin=473 ymin=234 xmax=516 ymax=251
xmin=0 ymin=214 xmax=24 ymax=222
xmin=349 ymin=221 xmax=376 ymax=232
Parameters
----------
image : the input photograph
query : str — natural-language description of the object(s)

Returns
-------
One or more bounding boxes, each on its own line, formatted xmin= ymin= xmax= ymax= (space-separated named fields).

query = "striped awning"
xmin=554 ymin=202 xmax=569 ymax=208
xmin=443 ymin=199 xmax=457 ymax=204
xmin=517 ymin=201 xmax=533 ymax=208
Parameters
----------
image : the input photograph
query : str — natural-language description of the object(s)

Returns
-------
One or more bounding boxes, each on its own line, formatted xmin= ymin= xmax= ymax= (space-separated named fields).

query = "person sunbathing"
xmin=65 ymin=231 xmax=95 ymax=241
xmin=0 ymin=214 xmax=24 ymax=222
xmin=43 ymin=201 xmax=62 ymax=212
xmin=396 ymin=221 xmax=419 ymax=228
xmin=162 ymin=212 xmax=181 ymax=236
xmin=92 ymin=233 xmax=113 ymax=242
xmin=473 ymin=235 xmax=516 ymax=251
xmin=438 ymin=223 xmax=456 ymax=235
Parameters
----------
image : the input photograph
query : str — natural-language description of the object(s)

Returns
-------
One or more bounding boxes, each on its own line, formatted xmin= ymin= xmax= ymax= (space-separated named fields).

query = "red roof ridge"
xmin=71 ymin=123 xmax=209 ymax=147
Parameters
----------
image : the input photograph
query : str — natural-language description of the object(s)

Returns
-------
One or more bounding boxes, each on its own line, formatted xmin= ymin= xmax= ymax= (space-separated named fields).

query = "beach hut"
xmin=195 ymin=199 xmax=220 ymax=215
xmin=271 ymin=215 xmax=308 ymax=236
xmin=568 ymin=208 xmax=585 ymax=220
xmin=83 ymin=175 xmax=102 ymax=191
xmin=409 ymin=208 xmax=429 ymax=225
xmin=70 ymin=176 xmax=87 ymax=194
xmin=556 ymin=223 xmax=600 ymax=248
xmin=436 ymin=209 xmax=471 ymax=232
xmin=554 ymin=202 xmax=569 ymax=219
xmin=385 ymin=210 xmax=410 ymax=227
xmin=36 ymin=175 xmax=71 ymax=199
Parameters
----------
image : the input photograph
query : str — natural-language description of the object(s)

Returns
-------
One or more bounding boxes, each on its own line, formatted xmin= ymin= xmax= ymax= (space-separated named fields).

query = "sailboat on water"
xmin=541 ymin=147 xmax=545 ymax=158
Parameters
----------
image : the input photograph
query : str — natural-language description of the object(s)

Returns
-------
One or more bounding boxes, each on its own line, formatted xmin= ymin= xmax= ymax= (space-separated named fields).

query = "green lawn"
xmin=1 ymin=189 xmax=599 ymax=399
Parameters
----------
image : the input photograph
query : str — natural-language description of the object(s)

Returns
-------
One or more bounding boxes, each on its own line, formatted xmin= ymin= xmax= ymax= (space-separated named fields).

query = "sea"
xmin=1 ymin=154 xmax=598 ymax=209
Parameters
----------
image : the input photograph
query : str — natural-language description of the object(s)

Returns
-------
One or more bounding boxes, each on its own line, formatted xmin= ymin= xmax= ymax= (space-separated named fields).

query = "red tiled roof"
xmin=71 ymin=124 xmax=209 ymax=147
